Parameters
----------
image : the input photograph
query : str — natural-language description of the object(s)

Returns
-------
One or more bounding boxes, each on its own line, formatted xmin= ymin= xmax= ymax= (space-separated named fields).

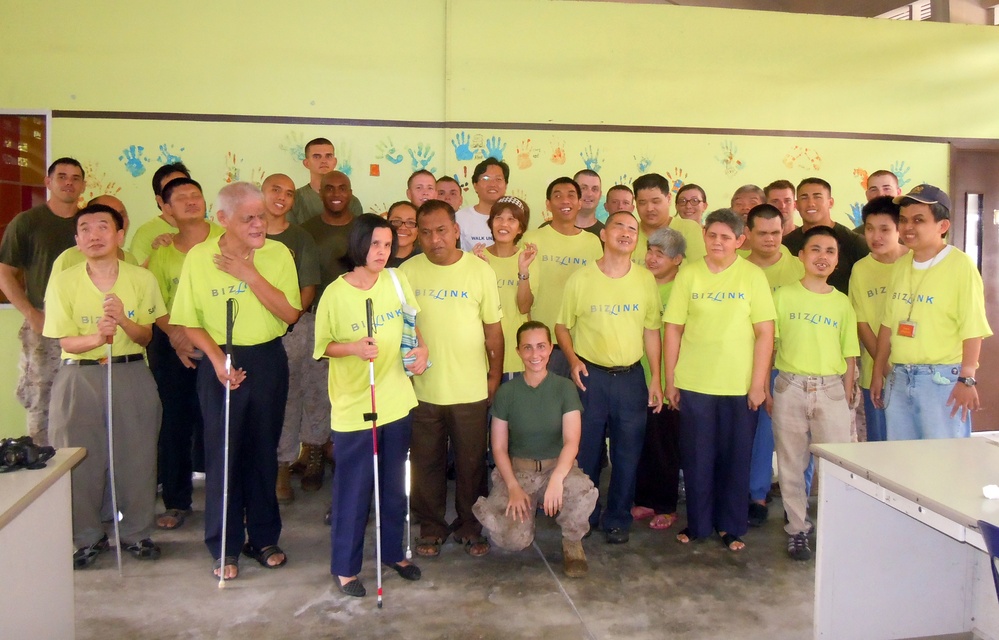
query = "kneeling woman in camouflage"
xmin=472 ymin=321 xmax=598 ymax=577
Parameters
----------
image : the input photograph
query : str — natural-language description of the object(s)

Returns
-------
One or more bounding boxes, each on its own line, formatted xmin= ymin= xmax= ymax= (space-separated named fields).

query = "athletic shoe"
xmin=787 ymin=532 xmax=811 ymax=561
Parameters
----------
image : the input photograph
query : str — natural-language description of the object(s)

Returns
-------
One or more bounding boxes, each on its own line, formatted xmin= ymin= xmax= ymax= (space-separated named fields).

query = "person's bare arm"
xmin=542 ymin=409 xmax=582 ymax=517
xmin=644 ymin=328 xmax=663 ymax=413
xmin=490 ymin=417 xmax=531 ymax=522
xmin=103 ymin=293 xmax=152 ymax=347
xmin=947 ymin=337 xmax=983 ymax=420
xmin=0 ymin=263 xmax=42 ymax=333
xmin=183 ymin=326 xmax=246 ymax=389
xmin=556 ymin=323 xmax=588 ymax=391
xmin=870 ymin=324 xmax=892 ymax=409
xmin=664 ymin=323 xmax=684 ymax=409
xmin=299 ymin=284 xmax=316 ymax=316
xmin=857 ymin=321 xmax=877 ymax=357
xmin=213 ymin=253 xmax=300 ymax=325
xmin=484 ymin=321 xmax=504 ymax=405
xmin=748 ymin=320 xmax=775 ymax=410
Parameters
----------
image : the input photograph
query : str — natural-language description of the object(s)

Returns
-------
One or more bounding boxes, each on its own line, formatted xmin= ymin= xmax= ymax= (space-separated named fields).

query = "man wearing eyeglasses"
xmin=674 ymin=184 xmax=708 ymax=226
xmin=456 ymin=158 xmax=509 ymax=252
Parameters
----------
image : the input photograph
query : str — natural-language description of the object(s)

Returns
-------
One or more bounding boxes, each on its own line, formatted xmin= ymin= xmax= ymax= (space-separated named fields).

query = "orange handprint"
xmin=517 ymin=139 xmax=534 ymax=170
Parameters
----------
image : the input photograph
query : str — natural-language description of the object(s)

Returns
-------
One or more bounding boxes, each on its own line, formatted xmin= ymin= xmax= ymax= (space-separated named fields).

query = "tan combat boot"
xmin=562 ymin=538 xmax=588 ymax=578
xmin=301 ymin=444 xmax=326 ymax=492
xmin=276 ymin=463 xmax=294 ymax=504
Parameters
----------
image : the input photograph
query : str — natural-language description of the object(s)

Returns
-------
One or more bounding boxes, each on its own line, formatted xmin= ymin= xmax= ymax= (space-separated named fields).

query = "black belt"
xmin=63 ymin=354 xmax=145 ymax=366
xmin=579 ymin=357 xmax=640 ymax=375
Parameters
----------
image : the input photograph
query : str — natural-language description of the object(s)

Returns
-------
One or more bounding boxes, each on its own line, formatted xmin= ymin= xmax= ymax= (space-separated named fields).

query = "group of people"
xmin=0 ymin=136 xmax=989 ymax=597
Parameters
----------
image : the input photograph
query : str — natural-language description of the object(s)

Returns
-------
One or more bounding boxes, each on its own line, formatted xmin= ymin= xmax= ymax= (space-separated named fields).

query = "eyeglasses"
xmin=677 ymin=197 xmax=703 ymax=206
xmin=390 ymin=219 xmax=417 ymax=229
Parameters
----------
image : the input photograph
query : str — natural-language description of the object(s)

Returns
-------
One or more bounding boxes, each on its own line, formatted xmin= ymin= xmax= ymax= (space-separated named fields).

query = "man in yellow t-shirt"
xmin=400 ymin=199 xmax=503 ymax=558
xmin=871 ymin=185 xmax=992 ymax=441
xmin=129 ymin=162 xmax=190 ymax=267
xmin=556 ymin=211 xmax=663 ymax=544
xmin=631 ymin=173 xmax=706 ymax=267
xmin=44 ymin=203 xmax=165 ymax=568
xmin=848 ymin=196 xmax=908 ymax=442
xmin=51 ymin=195 xmax=138 ymax=272
xmin=771 ymin=225 xmax=859 ymax=562
xmin=171 ymin=182 xmax=302 ymax=580
xmin=521 ymin=177 xmax=603 ymax=378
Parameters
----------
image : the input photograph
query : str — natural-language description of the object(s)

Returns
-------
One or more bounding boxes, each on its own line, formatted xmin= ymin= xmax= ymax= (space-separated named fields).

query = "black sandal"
xmin=676 ymin=528 xmax=699 ymax=544
xmin=213 ymin=556 xmax=239 ymax=580
xmin=242 ymin=543 xmax=287 ymax=568
xmin=386 ymin=562 xmax=422 ymax=581
xmin=720 ymin=532 xmax=745 ymax=551
xmin=73 ymin=535 xmax=109 ymax=570
xmin=336 ymin=576 xmax=366 ymax=597
xmin=124 ymin=538 xmax=161 ymax=560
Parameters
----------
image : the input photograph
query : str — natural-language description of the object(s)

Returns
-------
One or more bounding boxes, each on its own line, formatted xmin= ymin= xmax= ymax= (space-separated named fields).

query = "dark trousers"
xmin=197 ymin=339 xmax=288 ymax=560
xmin=149 ymin=326 xmax=204 ymax=511
xmin=575 ymin=364 xmax=647 ymax=531
xmin=410 ymin=399 xmax=488 ymax=541
xmin=330 ymin=415 xmax=411 ymax=577
xmin=633 ymin=405 xmax=681 ymax=514
xmin=678 ymin=390 xmax=756 ymax=539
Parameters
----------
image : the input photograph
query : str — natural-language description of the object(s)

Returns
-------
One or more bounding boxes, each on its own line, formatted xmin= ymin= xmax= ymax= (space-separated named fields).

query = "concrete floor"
xmin=74 ymin=473 xmax=815 ymax=640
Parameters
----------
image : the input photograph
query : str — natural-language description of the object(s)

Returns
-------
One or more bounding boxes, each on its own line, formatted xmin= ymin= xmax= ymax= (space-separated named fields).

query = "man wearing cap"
xmin=870 ymin=184 xmax=992 ymax=441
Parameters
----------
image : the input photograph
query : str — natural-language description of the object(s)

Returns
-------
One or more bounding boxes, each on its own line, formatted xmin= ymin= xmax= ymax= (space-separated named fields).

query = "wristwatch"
xmin=957 ymin=376 xmax=977 ymax=387
xmin=518 ymin=272 xmax=530 ymax=281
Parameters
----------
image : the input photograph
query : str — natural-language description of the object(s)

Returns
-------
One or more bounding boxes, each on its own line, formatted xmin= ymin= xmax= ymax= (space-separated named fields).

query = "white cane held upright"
xmin=105 ymin=331 xmax=123 ymax=577
xmin=363 ymin=297 xmax=384 ymax=608
xmin=219 ymin=298 xmax=236 ymax=589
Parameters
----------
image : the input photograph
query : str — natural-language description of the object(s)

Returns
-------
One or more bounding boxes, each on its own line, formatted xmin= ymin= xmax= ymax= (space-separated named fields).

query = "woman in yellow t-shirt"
xmin=314 ymin=214 xmax=429 ymax=598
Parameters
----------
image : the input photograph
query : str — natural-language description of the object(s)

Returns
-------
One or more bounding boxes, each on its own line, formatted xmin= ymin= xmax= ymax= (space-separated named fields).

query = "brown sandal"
xmin=415 ymin=536 xmax=443 ymax=557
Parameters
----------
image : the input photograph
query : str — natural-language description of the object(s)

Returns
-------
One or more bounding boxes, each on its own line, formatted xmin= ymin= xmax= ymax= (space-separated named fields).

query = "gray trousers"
xmin=49 ymin=360 xmax=161 ymax=548
xmin=277 ymin=312 xmax=332 ymax=463
xmin=16 ymin=319 xmax=62 ymax=447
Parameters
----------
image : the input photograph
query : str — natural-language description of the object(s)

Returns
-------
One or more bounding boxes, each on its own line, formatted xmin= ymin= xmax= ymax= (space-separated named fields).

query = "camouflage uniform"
xmin=16 ymin=320 xmax=62 ymax=447
xmin=277 ymin=311 xmax=332 ymax=462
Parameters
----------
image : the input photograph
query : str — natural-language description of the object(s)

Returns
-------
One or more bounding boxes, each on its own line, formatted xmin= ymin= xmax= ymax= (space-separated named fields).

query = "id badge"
xmin=897 ymin=320 xmax=917 ymax=338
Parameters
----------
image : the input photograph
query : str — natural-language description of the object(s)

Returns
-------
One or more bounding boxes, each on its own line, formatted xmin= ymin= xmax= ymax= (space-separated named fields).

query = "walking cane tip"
xmin=218 ymin=580 xmax=226 ymax=590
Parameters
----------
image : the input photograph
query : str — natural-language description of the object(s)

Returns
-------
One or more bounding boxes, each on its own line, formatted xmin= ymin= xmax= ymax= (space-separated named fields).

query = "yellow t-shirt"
xmin=522 ymin=225 xmax=603 ymax=330
xmin=482 ymin=249 xmax=527 ymax=374
xmin=881 ymin=247 xmax=992 ymax=365
xmin=557 ymin=263 xmax=661 ymax=368
xmin=773 ymin=281 xmax=859 ymax=376
xmin=171 ymin=237 xmax=302 ymax=346
xmin=848 ymin=255 xmax=899 ymax=388
xmin=128 ymin=215 xmax=176 ymax=265
xmin=736 ymin=247 xmax=804 ymax=293
xmin=663 ymin=257 xmax=776 ymax=395
xmin=400 ymin=252 xmax=503 ymax=404
xmin=313 ymin=270 xmax=419 ymax=432
xmin=43 ymin=260 xmax=165 ymax=360
xmin=147 ymin=225 xmax=225 ymax=311
xmin=51 ymin=246 xmax=138 ymax=273
xmin=633 ymin=216 xmax=707 ymax=267
xmin=641 ymin=280 xmax=674 ymax=388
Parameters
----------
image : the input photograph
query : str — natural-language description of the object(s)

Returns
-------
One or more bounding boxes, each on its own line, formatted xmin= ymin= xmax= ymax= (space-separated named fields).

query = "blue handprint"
xmin=849 ymin=202 xmax=863 ymax=227
xmin=452 ymin=132 xmax=475 ymax=162
xmin=280 ymin=132 xmax=306 ymax=161
xmin=890 ymin=160 xmax=912 ymax=188
xmin=340 ymin=159 xmax=353 ymax=177
xmin=634 ymin=155 xmax=653 ymax=173
xmin=156 ymin=144 xmax=184 ymax=164
xmin=408 ymin=144 xmax=437 ymax=173
xmin=617 ymin=173 xmax=632 ymax=187
xmin=118 ymin=145 xmax=149 ymax=177
xmin=580 ymin=146 xmax=602 ymax=172
xmin=376 ymin=138 xmax=404 ymax=165
xmin=484 ymin=136 xmax=506 ymax=161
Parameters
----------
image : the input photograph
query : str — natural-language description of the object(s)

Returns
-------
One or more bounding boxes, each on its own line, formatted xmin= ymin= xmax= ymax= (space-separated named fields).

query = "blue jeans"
xmin=885 ymin=364 xmax=971 ymax=440
xmin=862 ymin=387 xmax=887 ymax=442
xmin=575 ymin=363 xmax=648 ymax=531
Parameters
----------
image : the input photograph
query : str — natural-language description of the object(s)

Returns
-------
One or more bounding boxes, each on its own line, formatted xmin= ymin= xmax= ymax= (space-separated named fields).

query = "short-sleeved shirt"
xmin=848 ymin=255 xmax=900 ymax=388
xmin=0 ymin=205 xmax=78 ymax=309
xmin=773 ymin=281 xmax=859 ymax=376
xmin=43 ymin=260 xmax=166 ymax=360
xmin=482 ymin=249 xmax=527 ymax=374
xmin=557 ymin=262 xmax=661 ymax=368
xmin=632 ymin=216 xmax=707 ymax=267
xmin=736 ymin=246 xmax=805 ymax=293
xmin=881 ymin=247 xmax=992 ymax=365
xmin=171 ymin=237 xmax=301 ymax=346
xmin=782 ymin=222 xmax=869 ymax=294
xmin=51 ymin=246 xmax=138 ymax=273
xmin=400 ymin=252 xmax=503 ymax=405
xmin=313 ymin=269 xmax=419 ymax=432
xmin=147 ymin=224 xmax=225 ymax=312
xmin=664 ymin=257 xmax=776 ymax=396
xmin=301 ymin=216 xmax=354 ymax=301
xmin=455 ymin=206 xmax=493 ymax=252
xmin=522 ymin=225 xmax=603 ymax=331
xmin=493 ymin=373 xmax=582 ymax=460
xmin=129 ymin=215 xmax=176 ymax=265
xmin=641 ymin=280 xmax=674 ymax=388
xmin=287 ymin=185 xmax=363 ymax=226
xmin=267 ymin=223 xmax=321 ymax=290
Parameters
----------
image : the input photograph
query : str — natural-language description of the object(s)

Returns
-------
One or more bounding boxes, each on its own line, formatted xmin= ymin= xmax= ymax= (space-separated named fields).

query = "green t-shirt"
xmin=43 ymin=260 xmax=165 ymax=360
xmin=493 ymin=373 xmax=582 ymax=460
xmin=51 ymin=246 xmax=138 ymax=273
xmin=0 ymin=204 xmax=77 ymax=309
xmin=267 ymin=222 xmax=321 ymax=289
xmin=664 ymin=256 xmax=776 ymax=396
xmin=301 ymin=216 xmax=354 ymax=300
xmin=288 ymin=184 xmax=363 ymax=226
xmin=313 ymin=270 xmax=419 ymax=433
xmin=881 ymin=247 xmax=992 ymax=365
xmin=736 ymin=247 xmax=805 ymax=293
xmin=641 ymin=280 xmax=674 ymax=387
xmin=633 ymin=216 xmax=707 ymax=267
xmin=522 ymin=225 xmax=603 ymax=330
xmin=774 ymin=281 xmax=859 ymax=376
xmin=128 ymin=215 xmax=176 ymax=265
xmin=147 ymin=224 xmax=225 ymax=312
xmin=557 ymin=262 xmax=661 ymax=368
xmin=848 ymin=254 xmax=899 ymax=388
xmin=171 ymin=237 xmax=301 ymax=346
xmin=482 ymin=249 xmax=527 ymax=374
xmin=400 ymin=252 xmax=503 ymax=405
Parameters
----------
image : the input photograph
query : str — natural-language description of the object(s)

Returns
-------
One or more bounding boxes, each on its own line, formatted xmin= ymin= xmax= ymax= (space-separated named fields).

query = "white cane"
xmin=105 ymin=332 xmax=123 ymax=577
xmin=364 ymin=298 xmax=384 ymax=608
xmin=219 ymin=298 xmax=235 ymax=589
xmin=405 ymin=449 xmax=412 ymax=560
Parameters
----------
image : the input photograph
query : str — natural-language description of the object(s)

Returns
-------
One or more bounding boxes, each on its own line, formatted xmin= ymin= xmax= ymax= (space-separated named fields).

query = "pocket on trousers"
xmin=774 ymin=373 xmax=791 ymax=395
xmin=822 ymin=380 xmax=846 ymax=402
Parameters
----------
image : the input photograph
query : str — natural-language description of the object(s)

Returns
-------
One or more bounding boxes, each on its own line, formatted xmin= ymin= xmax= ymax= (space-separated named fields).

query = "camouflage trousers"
xmin=276 ymin=312 xmax=332 ymax=463
xmin=16 ymin=319 xmax=62 ymax=447
xmin=473 ymin=460 xmax=598 ymax=550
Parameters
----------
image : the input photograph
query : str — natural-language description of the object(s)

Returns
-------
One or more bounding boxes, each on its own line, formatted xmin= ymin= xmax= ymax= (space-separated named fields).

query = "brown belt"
xmin=511 ymin=457 xmax=558 ymax=473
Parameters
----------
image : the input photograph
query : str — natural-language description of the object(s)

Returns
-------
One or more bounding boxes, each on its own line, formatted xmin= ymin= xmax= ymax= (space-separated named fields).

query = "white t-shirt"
xmin=456 ymin=206 xmax=493 ymax=251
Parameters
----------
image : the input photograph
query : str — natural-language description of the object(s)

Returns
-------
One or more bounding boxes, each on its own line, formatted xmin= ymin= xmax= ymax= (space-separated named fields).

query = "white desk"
xmin=0 ymin=447 xmax=85 ymax=640
xmin=812 ymin=438 xmax=999 ymax=640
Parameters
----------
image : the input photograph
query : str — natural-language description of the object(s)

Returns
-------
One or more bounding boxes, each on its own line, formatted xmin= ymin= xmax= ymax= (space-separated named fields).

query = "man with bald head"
xmin=262 ymin=174 xmax=326 ymax=501
xmin=51 ymin=195 xmax=138 ymax=272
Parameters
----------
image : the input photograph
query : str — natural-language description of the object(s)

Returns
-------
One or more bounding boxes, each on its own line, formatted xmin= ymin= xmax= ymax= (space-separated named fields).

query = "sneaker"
xmin=73 ymin=535 xmax=109 ymax=570
xmin=605 ymin=527 xmax=630 ymax=544
xmin=787 ymin=532 xmax=811 ymax=561
xmin=748 ymin=502 xmax=769 ymax=527
xmin=124 ymin=538 xmax=161 ymax=561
